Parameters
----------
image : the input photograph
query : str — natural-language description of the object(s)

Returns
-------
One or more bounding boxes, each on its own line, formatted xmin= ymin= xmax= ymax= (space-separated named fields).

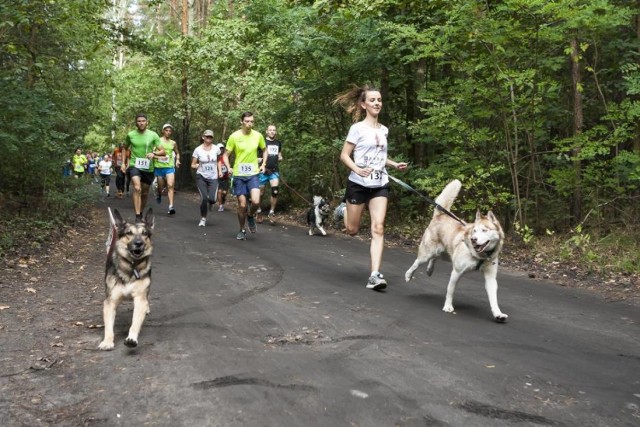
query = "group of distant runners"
xmin=107 ymin=83 xmax=407 ymax=290
xmin=115 ymin=112 xmax=283 ymax=234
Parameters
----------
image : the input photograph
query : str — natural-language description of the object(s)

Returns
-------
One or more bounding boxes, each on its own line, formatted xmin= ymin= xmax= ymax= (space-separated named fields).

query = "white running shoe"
xmin=366 ymin=272 xmax=387 ymax=290
xmin=198 ymin=218 xmax=206 ymax=227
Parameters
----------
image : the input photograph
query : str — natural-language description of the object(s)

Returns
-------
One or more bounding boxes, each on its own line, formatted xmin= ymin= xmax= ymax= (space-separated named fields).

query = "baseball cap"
xmin=216 ymin=143 xmax=225 ymax=149
xmin=162 ymin=123 xmax=174 ymax=130
xmin=203 ymin=130 xmax=214 ymax=137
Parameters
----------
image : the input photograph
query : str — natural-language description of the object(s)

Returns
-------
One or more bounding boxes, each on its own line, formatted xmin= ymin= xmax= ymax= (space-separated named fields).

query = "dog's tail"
xmin=433 ymin=179 xmax=461 ymax=218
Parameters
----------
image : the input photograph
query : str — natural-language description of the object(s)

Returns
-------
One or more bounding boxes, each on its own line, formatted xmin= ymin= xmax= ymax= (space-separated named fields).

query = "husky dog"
xmin=99 ymin=208 xmax=154 ymax=350
xmin=404 ymin=180 xmax=507 ymax=322
xmin=307 ymin=196 xmax=331 ymax=236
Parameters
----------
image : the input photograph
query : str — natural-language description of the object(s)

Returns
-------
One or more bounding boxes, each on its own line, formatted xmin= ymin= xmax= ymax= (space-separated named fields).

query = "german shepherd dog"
xmin=307 ymin=196 xmax=331 ymax=236
xmin=99 ymin=208 xmax=154 ymax=350
xmin=404 ymin=180 xmax=508 ymax=322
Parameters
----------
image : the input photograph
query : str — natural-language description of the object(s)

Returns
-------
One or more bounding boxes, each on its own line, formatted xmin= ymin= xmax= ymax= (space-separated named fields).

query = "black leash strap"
xmin=386 ymin=173 xmax=467 ymax=226
xmin=279 ymin=176 xmax=312 ymax=205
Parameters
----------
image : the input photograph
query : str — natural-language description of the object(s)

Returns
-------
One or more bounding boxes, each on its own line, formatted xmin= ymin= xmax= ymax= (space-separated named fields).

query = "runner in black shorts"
xmin=336 ymin=85 xmax=408 ymax=290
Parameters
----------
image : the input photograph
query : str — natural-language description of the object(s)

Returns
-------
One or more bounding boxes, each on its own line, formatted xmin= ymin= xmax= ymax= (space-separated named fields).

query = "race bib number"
xmin=267 ymin=145 xmax=279 ymax=155
xmin=202 ymin=163 xmax=215 ymax=173
xmin=238 ymin=163 xmax=255 ymax=175
xmin=135 ymin=158 xmax=150 ymax=169
xmin=221 ymin=165 xmax=228 ymax=173
xmin=367 ymin=170 xmax=383 ymax=186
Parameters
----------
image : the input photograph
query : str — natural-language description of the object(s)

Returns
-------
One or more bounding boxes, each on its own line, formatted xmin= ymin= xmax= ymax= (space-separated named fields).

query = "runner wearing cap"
xmin=191 ymin=130 xmax=221 ymax=227
xmin=154 ymin=123 xmax=181 ymax=215
xmin=216 ymin=143 xmax=230 ymax=212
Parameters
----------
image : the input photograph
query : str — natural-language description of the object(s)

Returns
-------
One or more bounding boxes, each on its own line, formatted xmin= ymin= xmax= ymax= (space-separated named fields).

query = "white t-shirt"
xmin=99 ymin=160 xmax=112 ymax=175
xmin=192 ymin=144 xmax=221 ymax=180
xmin=346 ymin=121 xmax=389 ymax=188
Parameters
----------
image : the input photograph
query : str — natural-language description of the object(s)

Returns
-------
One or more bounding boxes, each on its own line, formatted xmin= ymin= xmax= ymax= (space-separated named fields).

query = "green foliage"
xmin=2 ymin=0 xmax=639 ymax=275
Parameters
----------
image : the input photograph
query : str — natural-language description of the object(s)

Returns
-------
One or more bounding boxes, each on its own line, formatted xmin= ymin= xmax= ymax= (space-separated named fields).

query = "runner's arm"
xmin=173 ymin=140 xmax=181 ymax=167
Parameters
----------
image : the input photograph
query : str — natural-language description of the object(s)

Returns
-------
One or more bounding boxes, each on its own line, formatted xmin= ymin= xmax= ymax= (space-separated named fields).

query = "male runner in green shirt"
xmin=122 ymin=113 xmax=164 ymax=223
xmin=222 ymin=111 xmax=267 ymax=240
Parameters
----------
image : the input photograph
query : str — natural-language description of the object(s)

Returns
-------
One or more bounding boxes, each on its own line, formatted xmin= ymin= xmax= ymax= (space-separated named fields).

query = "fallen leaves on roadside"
xmin=25 ymin=287 xmax=37 ymax=294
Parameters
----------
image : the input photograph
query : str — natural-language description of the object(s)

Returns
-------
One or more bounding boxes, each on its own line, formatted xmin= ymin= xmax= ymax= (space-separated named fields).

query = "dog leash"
xmin=279 ymin=176 xmax=313 ymax=205
xmin=386 ymin=173 xmax=467 ymax=226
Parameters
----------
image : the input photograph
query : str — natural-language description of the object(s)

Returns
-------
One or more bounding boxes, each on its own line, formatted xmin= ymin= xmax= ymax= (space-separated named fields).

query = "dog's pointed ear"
xmin=475 ymin=209 xmax=482 ymax=221
xmin=144 ymin=208 xmax=155 ymax=230
xmin=487 ymin=210 xmax=504 ymax=236
xmin=111 ymin=208 xmax=125 ymax=228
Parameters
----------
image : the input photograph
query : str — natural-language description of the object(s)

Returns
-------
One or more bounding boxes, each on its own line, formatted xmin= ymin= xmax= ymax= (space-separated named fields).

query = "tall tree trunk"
xmin=178 ymin=0 xmax=192 ymax=189
xmin=570 ymin=36 xmax=583 ymax=226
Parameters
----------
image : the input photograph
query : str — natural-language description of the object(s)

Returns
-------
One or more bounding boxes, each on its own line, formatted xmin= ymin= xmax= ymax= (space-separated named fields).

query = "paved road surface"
xmin=6 ymin=189 xmax=640 ymax=426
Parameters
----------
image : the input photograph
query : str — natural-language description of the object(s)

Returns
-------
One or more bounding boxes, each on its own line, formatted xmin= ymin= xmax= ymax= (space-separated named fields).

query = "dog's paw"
xmin=98 ymin=340 xmax=114 ymax=351
xmin=442 ymin=305 xmax=455 ymax=313
xmin=308 ymin=229 xmax=313 ymax=236
xmin=494 ymin=313 xmax=508 ymax=323
xmin=404 ymin=272 xmax=412 ymax=282
xmin=124 ymin=337 xmax=138 ymax=348
xmin=320 ymin=229 xmax=326 ymax=236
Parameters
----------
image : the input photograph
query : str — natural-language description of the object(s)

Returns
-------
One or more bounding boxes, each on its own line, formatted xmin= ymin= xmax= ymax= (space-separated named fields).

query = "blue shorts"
xmin=259 ymin=171 xmax=280 ymax=186
xmin=232 ymin=175 xmax=260 ymax=196
xmin=154 ymin=167 xmax=175 ymax=177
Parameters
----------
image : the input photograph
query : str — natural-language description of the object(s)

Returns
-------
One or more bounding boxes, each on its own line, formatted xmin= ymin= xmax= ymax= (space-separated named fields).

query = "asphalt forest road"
xmin=6 ymin=189 xmax=640 ymax=426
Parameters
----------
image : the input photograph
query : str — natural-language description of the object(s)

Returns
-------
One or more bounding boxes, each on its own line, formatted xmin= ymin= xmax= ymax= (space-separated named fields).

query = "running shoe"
xmin=334 ymin=202 xmax=346 ymax=222
xmin=247 ymin=215 xmax=257 ymax=233
xmin=236 ymin=229 xmax=247 ymax=240
xmin=366 ymin=272 xmax=387 ymax=290
xmin=267 ymin=211 xmax=275 ymax=223
xmin=168 ymin=206 xmax=176 ymax=215
xmin=218 ymin=204 xmax=224 ymax=212
xmin=198 ymin=218 xmax=206 ymax=227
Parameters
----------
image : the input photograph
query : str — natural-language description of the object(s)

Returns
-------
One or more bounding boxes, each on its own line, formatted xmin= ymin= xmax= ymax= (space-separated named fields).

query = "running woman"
xmin=335 ymin=85 xmax=408 ymax=290
xmin=98 ymin=154 xmax=113 ymax=196
xmin=191 ymin=130 xmax=221 ymax=227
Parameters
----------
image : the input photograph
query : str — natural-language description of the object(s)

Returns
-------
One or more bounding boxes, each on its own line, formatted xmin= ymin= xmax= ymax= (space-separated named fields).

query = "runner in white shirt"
xmin=98 ymin=154 xmax=113 ymax=196
xmin=336 ymin=85 xmax=408 ymax=291
xmin=191 ymin=130 xmax=221 ymax=227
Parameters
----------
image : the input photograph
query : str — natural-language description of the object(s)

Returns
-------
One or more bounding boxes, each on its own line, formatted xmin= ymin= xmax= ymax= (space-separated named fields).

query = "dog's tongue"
xmin=474 ymin=242 xmax=488 ymax=253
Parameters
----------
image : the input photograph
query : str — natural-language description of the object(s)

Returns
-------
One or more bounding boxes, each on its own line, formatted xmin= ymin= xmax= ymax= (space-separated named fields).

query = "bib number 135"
xmin=238 ymin=163 xmax=255 ymax=174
